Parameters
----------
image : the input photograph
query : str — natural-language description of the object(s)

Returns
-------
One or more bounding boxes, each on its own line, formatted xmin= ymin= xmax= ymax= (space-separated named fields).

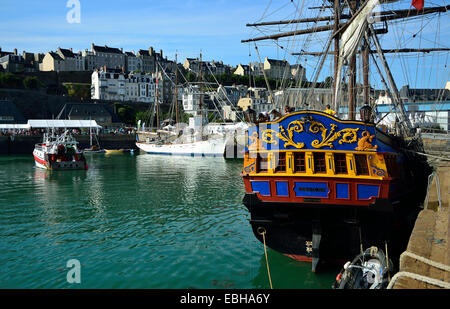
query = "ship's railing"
xmin=244 ymin=150 xmax=394 ymax=180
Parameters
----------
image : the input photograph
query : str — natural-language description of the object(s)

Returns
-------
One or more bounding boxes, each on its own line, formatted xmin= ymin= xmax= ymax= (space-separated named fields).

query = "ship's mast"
xmin=174 ymin=53 xmax=179 ymax=126
xmin=198 ymin=51 xmax=202 ymax=116
xmin=155 ymin=65 xmax=160 ymax=130
xmin=333 ymin=0 xmax=340 ymax=109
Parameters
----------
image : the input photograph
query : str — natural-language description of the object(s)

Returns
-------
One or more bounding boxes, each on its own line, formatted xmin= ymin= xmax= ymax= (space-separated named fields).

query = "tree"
xmin=324 ymin=76 xmax=334 ymax=88
xmin=23 ymin=76 xmax=40 ymax=90
xmin=117 ymin=105 xmax=136 ymax=125
xmin=0 ymin=72 xmax=22 ymax=89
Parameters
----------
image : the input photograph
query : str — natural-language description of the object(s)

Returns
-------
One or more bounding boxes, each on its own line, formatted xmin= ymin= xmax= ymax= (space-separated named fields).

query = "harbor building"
xmin=91 ymin=67 xmax=163 ymax=104
xmin=42 ymin=48 xmax=84 ymax=72
xmin=375 ymin=86 xmax=450 ymax=132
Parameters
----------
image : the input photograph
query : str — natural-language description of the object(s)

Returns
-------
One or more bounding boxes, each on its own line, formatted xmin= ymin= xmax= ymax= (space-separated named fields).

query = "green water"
xmin=0 ymin=153 xmax=336 ymax=289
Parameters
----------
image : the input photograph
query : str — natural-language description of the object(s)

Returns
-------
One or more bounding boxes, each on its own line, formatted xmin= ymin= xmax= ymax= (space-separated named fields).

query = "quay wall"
xmin=391 ymin=162 xmax=449 ymax=289
xmin=0 ymin=134 xmax=137 ymax=155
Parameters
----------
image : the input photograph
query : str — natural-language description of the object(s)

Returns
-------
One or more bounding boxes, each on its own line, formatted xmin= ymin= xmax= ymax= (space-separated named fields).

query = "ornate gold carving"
xmin=248 ymin=131 xmax=261 ymax=150
xmin=253 ymin=121 xmax=306 ymax=149
xmin=309 ymin=121 xmax=359 ymax=149
xmin=261 ymin=129 xmax=279 ymax=146
xmin=277 ymin=121 xmax=305 ymax=149
xmin=355 ymin=130 xmax=378 ymax=151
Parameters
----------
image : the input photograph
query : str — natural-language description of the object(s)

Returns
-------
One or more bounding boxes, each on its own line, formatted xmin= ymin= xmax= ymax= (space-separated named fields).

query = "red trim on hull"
xmin=243 ymin=175 xmax=395 ymax=207
xmin=284 ymin=254 xmax=312 ymax=262
xmin=33 ymin=154 xmax=48 ymax=167
xmin=284 ymin=254 xmax=348 ymax=266
xmin=33 ymin=153 xmax=88 ymax=170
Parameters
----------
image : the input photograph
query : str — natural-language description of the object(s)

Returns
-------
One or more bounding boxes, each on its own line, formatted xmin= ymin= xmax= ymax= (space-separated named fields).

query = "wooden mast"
xmin=174 ymin=53 xmax=179 ymax=126
xmin=363 ymin=39 xmax=370 ymax=106
xmin=333 ymin=0 xmax=340 ymax=112
xmin=348 ymin=0 xmax=357 ymax=120
xmin=155 ymin=65 xmax=160 ymax=130
xmin=198 ymin=51 xmax=202 ymax=116
xmin=293 ymin=48 xmax=450 ymax=56
xmin=242 ymin=5 xmax=450 ymax=43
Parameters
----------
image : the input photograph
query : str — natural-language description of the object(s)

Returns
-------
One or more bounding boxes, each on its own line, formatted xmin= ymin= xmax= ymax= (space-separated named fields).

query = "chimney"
xmin=91 ymin=43 xmax=94 ymax=51
xmin=149 ymin=47 xmax=154 ymax=56
xmin=120 ymin=48 xmax=123 ymax=53
xmin=70 ymin=48 xmax=73 ymax=52
xmin=160 ymin=49 xmax=163 ymax=58
xmin=14 ymin=48 xmax=17 ymax=55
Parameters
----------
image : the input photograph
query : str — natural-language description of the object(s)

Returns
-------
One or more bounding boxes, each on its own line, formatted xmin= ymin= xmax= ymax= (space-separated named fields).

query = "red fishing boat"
xmin=33 ymin=130 xmax=88 ymax=170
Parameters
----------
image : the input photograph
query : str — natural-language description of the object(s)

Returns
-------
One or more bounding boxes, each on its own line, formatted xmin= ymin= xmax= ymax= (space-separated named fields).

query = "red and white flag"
xmin=411 ymin=0 xmax=424 ymax=10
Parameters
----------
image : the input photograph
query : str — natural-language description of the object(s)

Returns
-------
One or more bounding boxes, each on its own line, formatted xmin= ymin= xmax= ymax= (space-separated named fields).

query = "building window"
xmin=257 ymin=153 xmax=268 ymax=173
xmin=293 ymin=152 xmax=306 ymax=173
xmin=313 ymin=152 xmax=326 ymax=173
xmin=385 ymin=154 xmax=399 ymax=178
xmin=274 ymin=152 xmax=286 ymax=173
xmin=354 ymin=154 xmax=369 ymax=175
xmin=333 ymin=153 xmax=348 ymax=174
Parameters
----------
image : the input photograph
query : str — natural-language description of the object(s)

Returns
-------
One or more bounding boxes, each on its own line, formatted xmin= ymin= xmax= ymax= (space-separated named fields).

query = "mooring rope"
xmin=258 ymin=227 xmax=273 ymax=289
xmin=400 ymin=251 xmax=450 ymax=272
xmin=387 ymin=271 xmax=450 ymax=289
xmin=387 ymin=251 xmax=450 ymax=289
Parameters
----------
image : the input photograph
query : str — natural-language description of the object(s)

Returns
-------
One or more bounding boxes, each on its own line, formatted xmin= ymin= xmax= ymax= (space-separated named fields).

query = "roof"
xmin=48 ymin=52 xmax=63 ymax=61
xmin=137 ymin=49 xmax=150 ymax=56
xmin=27 ymin=119 xmax=101 ymax=128
xmin=266 ymin=58 xmax=289 ymax=66
xmin=92 ymin=44 xmax=123 ymax=54
xmin=58 ymin=48 xmax=76 ymax=58
xmin=0 ymin=124 xmax=30 ymax=129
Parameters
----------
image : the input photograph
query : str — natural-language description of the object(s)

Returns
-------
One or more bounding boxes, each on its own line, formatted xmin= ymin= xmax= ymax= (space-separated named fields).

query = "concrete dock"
xmin=390 ymin=161 xmax=449 ymax=289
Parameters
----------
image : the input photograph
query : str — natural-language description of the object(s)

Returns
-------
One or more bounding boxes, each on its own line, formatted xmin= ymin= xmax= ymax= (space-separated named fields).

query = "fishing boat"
xmin=33 ymin=130 xmax=88 ymax=170
xmin=240 ymin=0 xmax=445 ymax=271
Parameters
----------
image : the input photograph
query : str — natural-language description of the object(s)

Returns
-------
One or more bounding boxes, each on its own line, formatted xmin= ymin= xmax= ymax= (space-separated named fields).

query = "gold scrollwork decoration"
xmin=309 ymin=121 xmax=359 ymax=149
xmin=247 ymin=131 xmax=261 ymax=150
xmin=277 ymin=121 xmax=305 ymax=149
xmin=261 ymin=129 xmax=279 ymax=145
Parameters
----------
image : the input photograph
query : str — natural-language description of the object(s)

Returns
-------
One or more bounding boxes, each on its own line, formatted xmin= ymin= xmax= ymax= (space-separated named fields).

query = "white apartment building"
xmin=91 ymin=68 xmax=162 ymax=103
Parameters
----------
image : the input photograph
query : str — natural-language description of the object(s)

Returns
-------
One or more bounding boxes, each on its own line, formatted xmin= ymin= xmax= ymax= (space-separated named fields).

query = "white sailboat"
xmin=136 ymin=53 xmax=234 ymax=157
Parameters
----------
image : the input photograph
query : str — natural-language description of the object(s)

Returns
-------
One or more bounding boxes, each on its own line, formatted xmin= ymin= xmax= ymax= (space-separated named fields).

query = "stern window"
xmin=274 ymin=152 xmax=286 ymax=173
xmin=257 ymin=153 xmax=268 ymax=173
xmin=355 ymin=154 xmax=369 ymax=175
xmin=313 ymin=152 xmax=326 ymax=173
xmin=334 ymin=153 xmax=348 ymax=174
xmin=293 ymin=152 xmax=306 ymax=173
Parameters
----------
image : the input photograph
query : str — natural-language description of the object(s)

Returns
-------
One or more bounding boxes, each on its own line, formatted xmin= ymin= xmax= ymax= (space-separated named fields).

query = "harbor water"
xmin=0 ymin=153 xmax=336 ymax=289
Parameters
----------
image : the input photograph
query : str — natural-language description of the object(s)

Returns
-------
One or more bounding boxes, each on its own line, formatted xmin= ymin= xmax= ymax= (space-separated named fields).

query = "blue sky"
xmin=1 ymin=0 xmax=449 ymax=89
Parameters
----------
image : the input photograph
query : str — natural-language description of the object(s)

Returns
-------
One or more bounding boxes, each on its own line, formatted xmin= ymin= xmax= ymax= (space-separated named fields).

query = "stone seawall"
xmin=0 ymin=134 xmax=137 ymax=155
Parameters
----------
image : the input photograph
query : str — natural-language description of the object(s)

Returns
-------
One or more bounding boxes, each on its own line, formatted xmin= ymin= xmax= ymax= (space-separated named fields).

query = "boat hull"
xmin=243 ymin=192 xmax=421 ymax=266
xmin=136 ymin=138 xmax=228 ymax=157
xmin=33 ymin=149 xmax=87 ymax=170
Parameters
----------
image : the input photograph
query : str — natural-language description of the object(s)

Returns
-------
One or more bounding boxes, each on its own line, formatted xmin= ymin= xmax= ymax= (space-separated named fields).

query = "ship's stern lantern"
xmin=360 ymin=104 xmax=373 ymax=123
